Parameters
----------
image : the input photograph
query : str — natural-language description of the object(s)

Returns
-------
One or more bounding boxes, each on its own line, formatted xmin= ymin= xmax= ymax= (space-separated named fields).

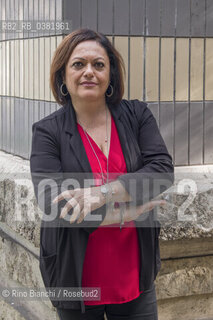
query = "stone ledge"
xmin=156 ymin=253 xmax=213 ymax=302
xmin=157 ymin=293 xmax=213 ymax=320
xmin=160 ymin=237 xmax=213 ymax=259
xmin=156 ymin=266 xmax=212 ymax=299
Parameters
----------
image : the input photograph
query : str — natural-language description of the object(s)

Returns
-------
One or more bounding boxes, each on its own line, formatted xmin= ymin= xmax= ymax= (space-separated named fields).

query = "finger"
xmin=136 ymin=200 xmax=166 ymax=216
xmin=53 ymin=190 xmax=73 ymax=203
xmin=151 ymin=200 xmax=167 ymax=207
xmin=60 ymin=198 xmax=78 ymax=218
xmin=69 ymin=203 xmax=81 ymax=224
xmin=145 ymin=200 xmax=166 ymax=210
xmin=76 ymin=207 xmax=88 ymax=224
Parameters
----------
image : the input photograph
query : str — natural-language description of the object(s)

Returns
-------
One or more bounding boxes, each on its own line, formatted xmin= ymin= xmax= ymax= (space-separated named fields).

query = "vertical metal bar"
xmin=24 ymin=98 xmax=29 ymax=158
xmin=7 ymin=96 xmax=10 ymax=153
xmin=158 ymin=0 xmax=162 ymax=129
xmin=1 ymin=96 xmax=4 ymax=150
xmin=28 ymin=40 xmax=33 ymax=157
xmin=0 ymin=35 xmax=1 ymax=148
xmin=6 ymin=96 xmax=10 ymax=153
xmin=190 ymin=102 xmax=203 ymax=164
xmin=0 ymin=46 xmax=2 ymax=148
xmin=28 ymin=99 xmax=33 ymax=159
xmin=188 ymin=0 xmax=192 ymax=165
xmin=38 ymin=37 xmax=40 ymax=117
xmin=10 ymin=97 xmax=14 ymax=154
xmin=143 ymin=0 xmax=146 ymax=102
xmin=0 ymin=20 xmax=1 ymax=98
xmin=17 ymin=41 xmax=21 ymax=155
xmin=0 ymin=0 xmax=2 ymax=42
xmin=173 ymin=0 xmax=177 ymax=164
xmin=2 ymin=101 xmax=6 ymax=153
xmin=112 ymin=0 xmax=115 ymax=42
xmin=2 ymin=97 xmax=5 ymax=150
xmin=203 ymin=0 xmax=207 ymax=164
xmin=54 ymin=0 xmax=56 ymax=36
xmin=19 ymin=96 xmax=24 ymax=157
xmin=12 ymin=38 xmax=16 ymax=154
xmin=14 ymin=98 xmax=19 ymax=155
xmin=8 ymin=41 xmax=11 ymax=153
xmin=0 ymin=8 xmax=2 ymax=96
xmin=128 ymin=0 xmax=130 ymax=100
xmin=34 ymin=100 xmax=39 ymax=124
xmin=0 ymin=98 xmax=1 ymax=150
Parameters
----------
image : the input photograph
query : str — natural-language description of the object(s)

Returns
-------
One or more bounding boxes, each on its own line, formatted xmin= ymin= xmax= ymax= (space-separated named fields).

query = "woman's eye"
xmin=95 ymin=62 xmax=104 ymax=68
xmin=72 ymin=62 xmax=83 ymax=68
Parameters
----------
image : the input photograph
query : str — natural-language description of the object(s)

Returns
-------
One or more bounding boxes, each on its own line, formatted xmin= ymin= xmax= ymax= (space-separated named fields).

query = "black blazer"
xmin=30 ymin=99 xmax=174 ymax=312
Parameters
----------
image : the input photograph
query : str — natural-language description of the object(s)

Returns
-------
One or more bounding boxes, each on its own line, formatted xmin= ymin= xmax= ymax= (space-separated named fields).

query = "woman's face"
xmin=64 ymin=40 xmax=110 ymax=104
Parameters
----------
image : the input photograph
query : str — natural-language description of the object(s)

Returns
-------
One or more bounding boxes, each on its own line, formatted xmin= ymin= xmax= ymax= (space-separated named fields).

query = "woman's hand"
xmin=125 ymin=199 xmax=166 ymax=222
xmin=52 ymin=185 xmax=166 ymax=226
xmin=52 ymin=186 xmax=106 ymax=224
xmin=100 ymin=199 xmax=166 ymax=226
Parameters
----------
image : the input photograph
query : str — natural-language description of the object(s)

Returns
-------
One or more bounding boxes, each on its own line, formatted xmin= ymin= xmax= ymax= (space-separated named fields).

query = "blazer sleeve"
xmin=118 ymin=100 xmax=174 ymax=206
xmin=30 ymin=121 xmax=106 ymax=234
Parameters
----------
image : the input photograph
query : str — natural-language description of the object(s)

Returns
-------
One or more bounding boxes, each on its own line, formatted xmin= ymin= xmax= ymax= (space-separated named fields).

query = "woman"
xmin=30 ymin=28 xmax=174 ymax=320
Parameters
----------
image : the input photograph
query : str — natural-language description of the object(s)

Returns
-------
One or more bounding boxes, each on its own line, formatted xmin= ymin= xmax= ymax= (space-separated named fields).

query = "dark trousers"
xmin=57 ymin=283 xmax=158 ymax=320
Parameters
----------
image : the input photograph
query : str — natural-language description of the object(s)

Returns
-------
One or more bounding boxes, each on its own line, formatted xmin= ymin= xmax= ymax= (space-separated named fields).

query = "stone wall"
xmin=0 ymin=150 xmax=213 ymax=320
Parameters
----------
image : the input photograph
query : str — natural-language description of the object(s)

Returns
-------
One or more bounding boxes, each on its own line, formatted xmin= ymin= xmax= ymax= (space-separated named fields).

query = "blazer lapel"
xmin=64 ymin=101 xmax=92 ymax=175
xmin=109 ymin=104 xmax=133 ymax=173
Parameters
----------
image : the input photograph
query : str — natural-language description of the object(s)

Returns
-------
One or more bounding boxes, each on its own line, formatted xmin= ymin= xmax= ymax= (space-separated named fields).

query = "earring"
xmin=60 ymin=83 xmax=69 ymax=96
xmin=106 ymin=84 xmax=114 ymax=97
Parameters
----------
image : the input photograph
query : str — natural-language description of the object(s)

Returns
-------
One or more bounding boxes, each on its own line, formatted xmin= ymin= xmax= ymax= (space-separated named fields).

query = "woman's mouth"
xmin=81 ymin=82 xmax=97 ymax=87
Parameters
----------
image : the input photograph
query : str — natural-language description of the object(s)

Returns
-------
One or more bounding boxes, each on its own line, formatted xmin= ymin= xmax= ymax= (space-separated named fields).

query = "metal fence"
xmin=0 ymin=0 xmax=213 ymax=165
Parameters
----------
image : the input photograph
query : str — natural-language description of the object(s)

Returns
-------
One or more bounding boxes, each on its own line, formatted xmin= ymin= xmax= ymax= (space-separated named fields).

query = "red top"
xmin=77 ymin=115 xmax=142 ymax=305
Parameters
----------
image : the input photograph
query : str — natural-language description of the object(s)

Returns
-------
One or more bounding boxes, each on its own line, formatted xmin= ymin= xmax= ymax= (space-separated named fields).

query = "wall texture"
xmin=0 ymin=0 xmax=213 ymax=165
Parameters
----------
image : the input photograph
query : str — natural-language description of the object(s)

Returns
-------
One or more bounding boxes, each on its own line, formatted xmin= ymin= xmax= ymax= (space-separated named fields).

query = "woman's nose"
xmin=84 ymin=63 xmax=94 ymax=77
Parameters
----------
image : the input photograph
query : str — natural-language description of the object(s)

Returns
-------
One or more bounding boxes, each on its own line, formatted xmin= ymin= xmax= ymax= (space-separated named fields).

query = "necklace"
xmin=78 ymin=106 xmax=109 ymax=185
xmin=77 ymin=117 xmax=108 ymax=143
